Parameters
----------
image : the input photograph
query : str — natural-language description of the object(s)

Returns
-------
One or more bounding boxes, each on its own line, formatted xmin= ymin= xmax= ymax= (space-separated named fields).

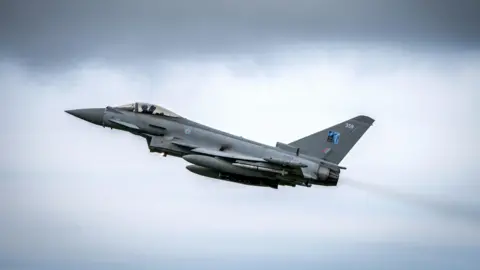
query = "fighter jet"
xmin=65 ymin=102 xmax=374 ymax=189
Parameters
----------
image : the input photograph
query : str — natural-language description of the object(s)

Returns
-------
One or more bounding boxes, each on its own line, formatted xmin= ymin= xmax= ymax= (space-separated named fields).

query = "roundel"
xmin=184 ymin=127 xmax=192 ymax=135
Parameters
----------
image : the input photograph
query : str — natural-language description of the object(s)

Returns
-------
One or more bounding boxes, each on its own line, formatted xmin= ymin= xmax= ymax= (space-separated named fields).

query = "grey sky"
xmin=1 ymin=0 xmax=480 ymax=269
xmin=1 ymin=0 xmax=480 ymax=68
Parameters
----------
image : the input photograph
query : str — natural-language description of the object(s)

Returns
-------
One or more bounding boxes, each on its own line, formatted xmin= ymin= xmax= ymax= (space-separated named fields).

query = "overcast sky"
xmin=1 ymin=1 xmax=480 ymax=270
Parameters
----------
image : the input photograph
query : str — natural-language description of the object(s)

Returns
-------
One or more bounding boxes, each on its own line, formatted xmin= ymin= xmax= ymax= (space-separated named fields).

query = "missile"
xmin=232 ymin=162 xmax=287 ymax=175
xmin=262 ymin=156 xmax=308 ymax=168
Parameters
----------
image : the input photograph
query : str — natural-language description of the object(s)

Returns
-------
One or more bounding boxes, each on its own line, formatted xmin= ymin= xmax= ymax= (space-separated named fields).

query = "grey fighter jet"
xmin=65 ymin=102 xmax=374 ymax=189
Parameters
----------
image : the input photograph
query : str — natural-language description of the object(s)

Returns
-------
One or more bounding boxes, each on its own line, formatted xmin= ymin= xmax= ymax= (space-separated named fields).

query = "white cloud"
xmin=1 ymin=46 xmax=480 ymax=263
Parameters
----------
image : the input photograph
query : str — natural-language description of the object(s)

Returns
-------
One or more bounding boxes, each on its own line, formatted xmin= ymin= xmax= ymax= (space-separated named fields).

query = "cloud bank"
xmin=1 ymin=0 xmax=480 ymax=68
xmin=1 ymin=46 xmax=480 ymax=269
xmin=1 ymin=0 xmax=480 ymax=268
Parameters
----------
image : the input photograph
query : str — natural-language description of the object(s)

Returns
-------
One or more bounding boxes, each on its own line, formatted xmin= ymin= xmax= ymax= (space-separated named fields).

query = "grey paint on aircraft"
xmin=65 ymin=102 xmax=374 ymax=189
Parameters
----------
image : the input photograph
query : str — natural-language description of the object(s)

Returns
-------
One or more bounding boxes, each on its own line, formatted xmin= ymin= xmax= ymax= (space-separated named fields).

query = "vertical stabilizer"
xmin=288 ymin=115 xmax=374 ymax=164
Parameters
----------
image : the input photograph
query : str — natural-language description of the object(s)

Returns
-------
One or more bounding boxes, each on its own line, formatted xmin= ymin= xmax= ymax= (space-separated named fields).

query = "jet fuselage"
xmin=66 ymin=102 xmax=374 ymax=189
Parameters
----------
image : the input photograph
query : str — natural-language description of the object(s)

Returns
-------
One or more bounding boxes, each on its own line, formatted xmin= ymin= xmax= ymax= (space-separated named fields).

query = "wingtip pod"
xmin=352 ymin=115 xmax=375 ymax=126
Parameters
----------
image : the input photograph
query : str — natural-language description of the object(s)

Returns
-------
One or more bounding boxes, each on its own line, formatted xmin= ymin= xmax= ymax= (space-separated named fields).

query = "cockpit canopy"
xmin=115 ymin=102 xmax=181 ymax=118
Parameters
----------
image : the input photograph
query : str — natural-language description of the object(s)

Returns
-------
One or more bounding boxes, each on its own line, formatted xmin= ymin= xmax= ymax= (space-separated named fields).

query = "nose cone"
xmin=65 ymin=108 xmax=105 ymax=126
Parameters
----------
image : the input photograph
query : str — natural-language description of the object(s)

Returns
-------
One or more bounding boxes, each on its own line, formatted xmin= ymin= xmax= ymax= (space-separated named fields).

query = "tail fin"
xmin=289 ymin=115 xmax=374 ymax=164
